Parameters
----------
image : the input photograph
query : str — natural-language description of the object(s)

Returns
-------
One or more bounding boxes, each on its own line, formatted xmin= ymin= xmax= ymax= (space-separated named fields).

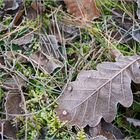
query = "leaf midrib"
xmin=72 ymin=57 xmax=140 ymax=110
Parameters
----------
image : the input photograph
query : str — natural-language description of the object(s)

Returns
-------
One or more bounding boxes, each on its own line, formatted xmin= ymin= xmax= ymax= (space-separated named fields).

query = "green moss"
xmin=76 ymin=129 xmax=86 ymax=140
xmin=24 ymin=0 xmax=32 ymax=7
xmin=44 ymin=0 xmax=56 ymax=8
xmin=0 ymin=0 xmax=3 ymax=8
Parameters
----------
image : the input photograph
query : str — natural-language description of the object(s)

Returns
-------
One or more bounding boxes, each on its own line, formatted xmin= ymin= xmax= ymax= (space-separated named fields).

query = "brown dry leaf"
xmin=0 ymin=120 xmax=17 ymax=139
xmin=31 ymin=1 xmax=46 ymax=13
xmin=26 ymin=6 xmax=38 ymax=20
xmin=26 ymin=1 xmax=45 ymax=20
xmin=7 ymin=35 xmax=63 ymax=74
xmin=12 ymin=9 xmax=24 ymax=26
xmin=10 ymin=1 xmax=45 ymax=26
xmin=30 ymin=51 xmax=63 ymax=74
xmin=64 ymin=0 xmax=100 ymax=21
xmin=2 ymin=76 xmax=26 ymax=91
xmin=89 ymin=120 xmax=124 ymax=139
xmin=49 ymin=20 xmax=79 ymax=43
xmin=40 ymin=34 xmax=63 ymax=59
xmin=56 ymin=55 xmax=140 ymax=127
xmin=100 ymin=120 xmax=124 ymax=139
xmin=12 ymin=33 xmax=34 ymax=45
xmin=87 ymin=123 xmax=114 ymax=139
xmin=5 ymin=92 xmax=25 ymax=120
xmin=2 ymin=75 xmax=25 ymax=120
xmin=6 ymin=51 xmax=63 ymax=74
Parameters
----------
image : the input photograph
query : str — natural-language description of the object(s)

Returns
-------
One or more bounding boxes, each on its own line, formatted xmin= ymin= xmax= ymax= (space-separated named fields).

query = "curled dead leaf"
xmin=12 ymin=9 xmax=24 ymax=26
xmin=101 ymin=120 xmax=124 ymax=139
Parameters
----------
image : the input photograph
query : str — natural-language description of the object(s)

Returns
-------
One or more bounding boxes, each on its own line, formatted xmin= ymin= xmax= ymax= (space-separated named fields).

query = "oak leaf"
xmin=64 ymin=0 xmax=100 ymax=21
xmin=56 ymin=55 xmax=140 ymax=127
